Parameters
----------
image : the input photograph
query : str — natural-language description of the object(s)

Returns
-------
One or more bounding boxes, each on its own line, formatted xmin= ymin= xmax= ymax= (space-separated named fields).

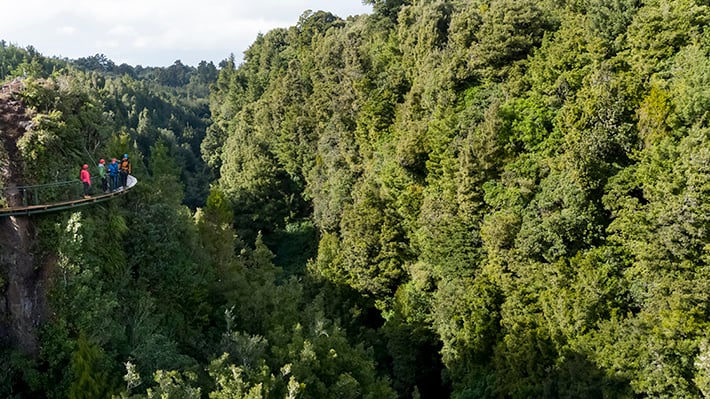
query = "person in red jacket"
xmin=80 ymin=164 xmax=92 ymax=199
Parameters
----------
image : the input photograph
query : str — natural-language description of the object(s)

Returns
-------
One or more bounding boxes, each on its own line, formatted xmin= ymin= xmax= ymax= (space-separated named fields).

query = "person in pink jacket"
xmin=80 ymin=164 xmax=92 ymax=199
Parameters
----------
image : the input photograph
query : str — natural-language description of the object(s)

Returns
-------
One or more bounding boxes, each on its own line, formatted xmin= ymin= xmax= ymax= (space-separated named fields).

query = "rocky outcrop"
xmin=0 ymin=79 xmax=46 ymax=356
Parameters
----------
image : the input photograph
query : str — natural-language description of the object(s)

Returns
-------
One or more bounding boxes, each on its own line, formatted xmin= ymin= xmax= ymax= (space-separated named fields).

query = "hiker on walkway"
xmin=98 ymin=159 xmax=108 ymax=193
xmin=108 ymin=158 xmax=120 ymax=191
xmin=119 ymin=154 xmax=131 ymax=189
xmin=80 ymin=164 xmax=91 ymax=199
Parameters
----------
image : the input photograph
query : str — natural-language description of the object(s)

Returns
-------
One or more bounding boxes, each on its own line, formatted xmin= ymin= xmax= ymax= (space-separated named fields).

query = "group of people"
xmin=80 ymin=154 xmax=132 ymax=199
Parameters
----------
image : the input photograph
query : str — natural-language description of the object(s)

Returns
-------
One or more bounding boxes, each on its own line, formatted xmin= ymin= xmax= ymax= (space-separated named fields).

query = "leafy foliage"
xmin=4 ymin=0 xmax=710 ymax=398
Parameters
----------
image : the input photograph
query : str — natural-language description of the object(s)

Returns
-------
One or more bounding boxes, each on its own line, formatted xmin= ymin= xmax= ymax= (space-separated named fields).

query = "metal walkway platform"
xmin=0 ymin=175 xmax=137 ymax=217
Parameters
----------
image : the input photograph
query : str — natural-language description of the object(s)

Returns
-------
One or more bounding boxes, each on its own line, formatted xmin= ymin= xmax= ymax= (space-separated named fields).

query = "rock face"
xmin=0 ymin=79 xmax=46 ymax=356
xmin=0 ymin=217 xmax=44 ymax=355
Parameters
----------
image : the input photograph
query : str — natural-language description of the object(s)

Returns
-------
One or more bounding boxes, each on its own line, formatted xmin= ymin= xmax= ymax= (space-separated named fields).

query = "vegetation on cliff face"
xmin=2 ymin=0 xmax=710 ymax=397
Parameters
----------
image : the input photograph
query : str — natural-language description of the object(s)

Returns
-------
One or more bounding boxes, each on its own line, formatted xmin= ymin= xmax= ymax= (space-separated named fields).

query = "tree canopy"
xmin=3 ymin=0 xmax=710 ymax=397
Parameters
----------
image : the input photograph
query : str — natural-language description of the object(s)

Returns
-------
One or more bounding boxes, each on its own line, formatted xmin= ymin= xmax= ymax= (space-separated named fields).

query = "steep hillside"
xmin=206 ymin=1 xmax=710 ymax=397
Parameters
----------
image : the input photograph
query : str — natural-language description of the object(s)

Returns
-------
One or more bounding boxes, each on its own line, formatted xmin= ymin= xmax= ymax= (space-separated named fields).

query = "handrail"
xmin=1 ymin=178 xmax=84 ymax=207
xmin=0 ymin=175 xmax=137 ymax=217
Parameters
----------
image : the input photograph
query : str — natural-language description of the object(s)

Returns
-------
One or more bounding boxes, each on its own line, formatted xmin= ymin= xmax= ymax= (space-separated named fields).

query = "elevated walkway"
xmin=0 ymin=175 xmax=137 ymax=217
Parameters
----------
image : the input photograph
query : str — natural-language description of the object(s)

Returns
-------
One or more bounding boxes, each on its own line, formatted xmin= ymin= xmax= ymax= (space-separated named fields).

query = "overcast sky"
xmin=1 ymin=0 xmax=371 ymax=67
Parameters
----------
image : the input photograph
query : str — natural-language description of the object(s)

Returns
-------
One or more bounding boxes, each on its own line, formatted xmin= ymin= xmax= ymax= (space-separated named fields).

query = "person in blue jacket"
xmin=108 ymin=157 xmax=120 ymax=191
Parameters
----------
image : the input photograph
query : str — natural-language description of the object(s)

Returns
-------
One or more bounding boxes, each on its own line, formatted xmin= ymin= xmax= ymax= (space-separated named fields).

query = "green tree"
xmin=68 ymin=334 xmax=116 ymax=399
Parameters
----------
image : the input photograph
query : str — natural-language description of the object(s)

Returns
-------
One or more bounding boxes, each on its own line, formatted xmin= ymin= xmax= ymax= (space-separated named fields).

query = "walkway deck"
xmin=0 ymin=175 xmax=137 ymax=217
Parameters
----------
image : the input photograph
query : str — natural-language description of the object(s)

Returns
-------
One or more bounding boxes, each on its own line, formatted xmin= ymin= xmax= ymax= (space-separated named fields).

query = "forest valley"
xmin=2 ymin=0 xmax=710 ymax=397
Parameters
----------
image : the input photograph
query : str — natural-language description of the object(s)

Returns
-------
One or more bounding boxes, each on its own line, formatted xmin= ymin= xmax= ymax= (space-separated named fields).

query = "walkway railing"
xmin=0 ymin=175 xmax=137 ymax=217
xmin=1 ymin=179 xmax=84 ymax=208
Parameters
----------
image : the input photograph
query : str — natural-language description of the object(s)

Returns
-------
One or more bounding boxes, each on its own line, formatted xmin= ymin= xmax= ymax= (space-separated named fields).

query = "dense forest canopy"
xmin=2 ymin=0 xmax=710 ymax=397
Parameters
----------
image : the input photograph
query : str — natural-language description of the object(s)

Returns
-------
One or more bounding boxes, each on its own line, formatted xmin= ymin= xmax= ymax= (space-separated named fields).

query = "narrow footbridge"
xmin=0 ymin=175 xmax=137 ymax=217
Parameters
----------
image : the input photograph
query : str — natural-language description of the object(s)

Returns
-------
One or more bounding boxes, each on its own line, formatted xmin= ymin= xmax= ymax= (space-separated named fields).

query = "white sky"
xmin=0 ymin=0 xmax=372 ymax=67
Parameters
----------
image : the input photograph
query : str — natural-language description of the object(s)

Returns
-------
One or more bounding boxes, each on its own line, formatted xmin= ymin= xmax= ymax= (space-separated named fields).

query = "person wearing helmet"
xmin=98 ymin=159 xmax=108 ymax=193
xmin=108 ymin=157 xmax=120 ymax=191
xmin=80 ymin=164 xmax=92 ymax=199
xmin=119 ymin=154 xmax=131 ymax=189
